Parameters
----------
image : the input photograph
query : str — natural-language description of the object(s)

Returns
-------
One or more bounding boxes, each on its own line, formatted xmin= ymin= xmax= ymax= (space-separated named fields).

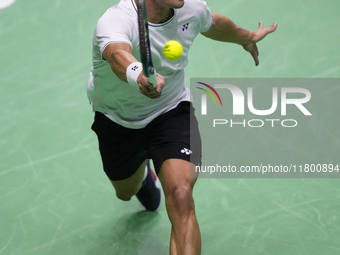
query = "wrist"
xmin=126 ymin=62 xmax=143 ymax=88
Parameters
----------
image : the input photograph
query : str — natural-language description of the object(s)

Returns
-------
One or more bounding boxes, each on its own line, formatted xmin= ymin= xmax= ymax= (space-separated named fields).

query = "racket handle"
xmin=147 ymin=72 xmax=157 ymax=88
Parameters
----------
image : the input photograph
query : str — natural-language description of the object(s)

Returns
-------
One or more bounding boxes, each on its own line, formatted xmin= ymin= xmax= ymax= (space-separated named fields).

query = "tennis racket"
xmin=136 ymin=0 xmax=157 ymax=87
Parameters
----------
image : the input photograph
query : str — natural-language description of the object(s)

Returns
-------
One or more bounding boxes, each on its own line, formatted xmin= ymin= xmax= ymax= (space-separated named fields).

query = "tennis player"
xmin=87 ymin=0 xmax=277 ymax=254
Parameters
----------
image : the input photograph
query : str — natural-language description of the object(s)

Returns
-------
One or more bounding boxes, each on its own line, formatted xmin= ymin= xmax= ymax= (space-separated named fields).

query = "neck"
xmin=138 ymin=0 xmax=174 ymax=24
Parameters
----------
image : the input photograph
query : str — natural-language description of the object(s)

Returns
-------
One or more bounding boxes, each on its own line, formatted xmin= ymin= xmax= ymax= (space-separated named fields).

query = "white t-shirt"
xmin=87 ymin=0 xmax=212 ymax=129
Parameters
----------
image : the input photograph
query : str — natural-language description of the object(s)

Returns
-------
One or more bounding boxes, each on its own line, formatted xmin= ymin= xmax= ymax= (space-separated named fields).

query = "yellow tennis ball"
xmin=163 ymin=40 xmax=183 ymax=61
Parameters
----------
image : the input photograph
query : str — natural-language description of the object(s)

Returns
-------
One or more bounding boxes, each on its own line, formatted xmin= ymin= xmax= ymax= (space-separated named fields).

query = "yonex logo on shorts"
xmin=131 ymin=65 xmax=139 ymax=71
xmin=181 ymin=148 xmax=192 ymax=155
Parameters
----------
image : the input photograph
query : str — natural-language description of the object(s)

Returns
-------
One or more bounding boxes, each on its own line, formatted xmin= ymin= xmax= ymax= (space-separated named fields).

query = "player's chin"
xmin=171 ymin=0 xmax=184 ymax=8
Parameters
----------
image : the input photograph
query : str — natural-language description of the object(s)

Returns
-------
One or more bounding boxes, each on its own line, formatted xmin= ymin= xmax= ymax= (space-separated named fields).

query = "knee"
xmin=166 ymin=186 xmax=194 ymax=214
xmin=116 ymin=193 xmax=133 ymax=201
xmin=116 ymin=187 xmax=140 ymax=201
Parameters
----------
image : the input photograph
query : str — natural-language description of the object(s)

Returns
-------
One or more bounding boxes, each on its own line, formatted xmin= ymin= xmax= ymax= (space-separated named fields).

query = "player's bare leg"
xmin=111 ymin=159 xmax=161 ymax=211
xmin=159 ymin=159 xmax=201 ymax=255
xmin=110 ymin=159 xmax=148 ymax=201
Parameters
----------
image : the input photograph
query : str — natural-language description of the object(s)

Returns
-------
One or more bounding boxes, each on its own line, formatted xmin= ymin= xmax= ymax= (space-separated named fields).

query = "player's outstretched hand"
xmin=242 ymin=21 xmax=278 ymax=66
xmin=137 ymin=73 xmax=165 ymax=99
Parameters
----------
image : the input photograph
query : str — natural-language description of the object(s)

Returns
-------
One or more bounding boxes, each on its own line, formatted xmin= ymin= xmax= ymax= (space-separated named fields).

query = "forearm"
xmin=107 ymin=50 xmax=138 ymax=82
xmin=202 ymin=13 xmax=254 ymax=45
xmin=102 ymin=43 xmax=138 ymax=82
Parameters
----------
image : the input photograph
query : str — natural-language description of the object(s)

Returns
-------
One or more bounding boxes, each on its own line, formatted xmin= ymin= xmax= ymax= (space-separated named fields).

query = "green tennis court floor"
xmin=1 ymin=0 xmax=339 ymax=254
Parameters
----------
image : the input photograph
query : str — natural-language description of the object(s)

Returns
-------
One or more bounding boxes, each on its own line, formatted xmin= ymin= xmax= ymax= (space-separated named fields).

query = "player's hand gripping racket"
xmin=136 ymin=0 xmax=157 ymax=87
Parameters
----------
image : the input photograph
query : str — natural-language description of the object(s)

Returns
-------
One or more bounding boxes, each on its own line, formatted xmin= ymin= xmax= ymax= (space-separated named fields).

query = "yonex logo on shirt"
xmin=132 ymin=65 xmax=139 ymax=71
xmin=182 ymin=23 xmax=189 ymax=31
xmin=181 ymin=148 xmax=192 ymax=155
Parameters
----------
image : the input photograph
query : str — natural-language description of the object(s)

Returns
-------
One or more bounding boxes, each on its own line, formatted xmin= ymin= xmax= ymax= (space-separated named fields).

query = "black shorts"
xmin=91 ymin=101 xmax=202 ymax=181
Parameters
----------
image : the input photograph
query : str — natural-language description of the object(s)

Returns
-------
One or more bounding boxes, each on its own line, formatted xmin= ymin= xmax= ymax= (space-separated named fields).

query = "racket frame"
xmin=136 ymin=0 xmax=157 ymax=86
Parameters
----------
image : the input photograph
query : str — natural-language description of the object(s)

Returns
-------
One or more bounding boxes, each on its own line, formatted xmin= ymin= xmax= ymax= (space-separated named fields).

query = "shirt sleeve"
xmin=94 ymin=10 xmax=135 ymax=54
xmin=197 ymin=0 xmax=213 ymax=33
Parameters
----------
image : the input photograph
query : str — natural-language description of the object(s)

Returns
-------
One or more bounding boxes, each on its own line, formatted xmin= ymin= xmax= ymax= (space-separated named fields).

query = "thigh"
xmin=147 ymin=101 xmax=202 ymax=175
xmin=91 ymin=112 xmax=149 ymax=181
